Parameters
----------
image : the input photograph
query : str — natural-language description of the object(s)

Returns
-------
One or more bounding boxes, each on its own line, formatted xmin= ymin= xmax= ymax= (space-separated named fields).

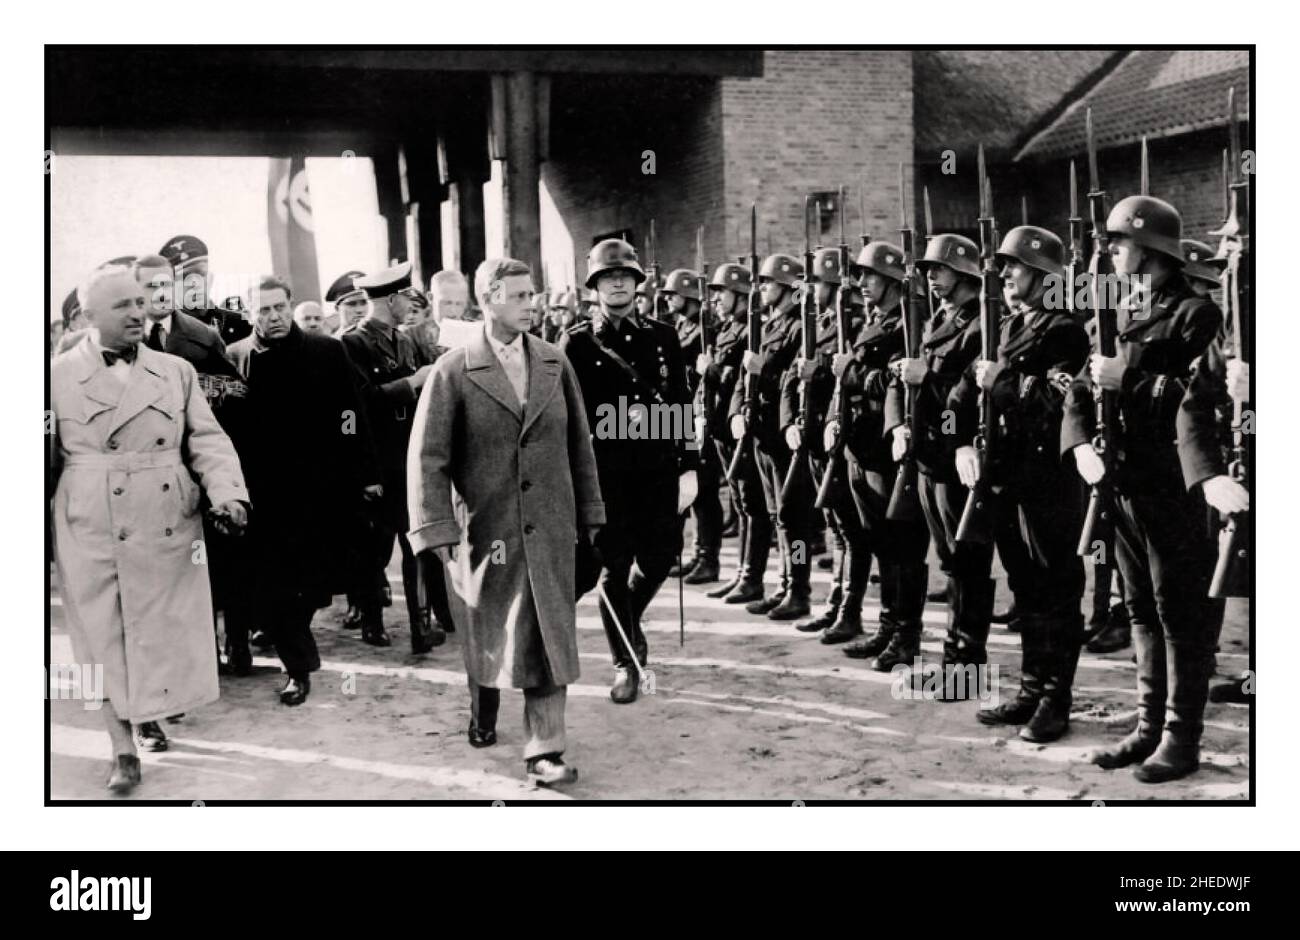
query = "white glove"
xmin=891 ymin=426 xmax=910 ymax=462
xmin=696 ymin=352 xmax=712 ymax=375
xmin=730 ymin=414 xmax=747 ymax=441
xmin=1226 ymin=359 xmax=1250 ymax=401
xmin=831 ymin=352 xmax=852 ymax=379
xmin=955 ymin=445 xmax=980 ymax=488
xmin=1074 ymin=443 xmax=1106 ymax=484
xmin=822 ymin=420 xmax=840 ymax=453
xmin=1202 ymin=475 xmax=1250 ymax=515
xmin=742 ymin=350 xmax=765 ymax=375
xmin=896 ymin=357 xmax=928 ymax=386
xmin=785 ymin=426 xmax=802 ymax=451
xmin=677 ymin=470 xmax=699 ymax=515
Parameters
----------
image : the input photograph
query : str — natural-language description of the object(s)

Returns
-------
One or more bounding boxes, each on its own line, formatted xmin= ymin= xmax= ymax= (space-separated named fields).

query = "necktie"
xmin=499 ymin=344 xmax=528 ymax=405
xmin=147 ymin=321 xmax=165 ymax=351
xmin=102 ymin=345 xmax=138 ymax=367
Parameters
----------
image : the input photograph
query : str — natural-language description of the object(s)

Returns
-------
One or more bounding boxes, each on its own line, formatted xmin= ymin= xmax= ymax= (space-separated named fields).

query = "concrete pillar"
xmin=499 ymin=71 xmax=543 ymax=280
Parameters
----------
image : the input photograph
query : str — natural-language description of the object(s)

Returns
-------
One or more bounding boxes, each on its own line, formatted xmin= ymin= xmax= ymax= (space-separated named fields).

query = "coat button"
xmin=165 ymin=528 xmax=173 ymax=536
xmin=162 ymin=483 xmax=170 ymax=491
xmin=156 ymin=438 xmax=166 ymax=446
xmin=108 ymin=440 xmax=119 ymax=450
xmin=521 ymin=481 xmax=532 ymax=491
xmin=525 ymin=524 xmax=535 ymax=534
xmin=113 ymin=487 xmax=124 ymax=496
xmin=118 ymin=531 xmax=127 ymax=541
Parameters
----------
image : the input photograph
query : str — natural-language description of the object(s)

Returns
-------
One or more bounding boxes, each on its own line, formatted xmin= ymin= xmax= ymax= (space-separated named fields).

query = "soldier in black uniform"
xmin=1069 ymin=196 xmax=1229 ymax=781
xmin=662 ymin=268 xmax=723 ymax=585
xmin=340 ymin=261 xmax=445 ymax=653
xmin=780 ymin=246 xmax=866 ymax=641
xmin=159 ymin=235 xmax=252 ymax=346
xmin=953 ymin=227 xmax=1088 ymax=740
xmin=559 ymin=239 xmax=698 ymax=703
xmin=876 ymin=234 xmax=994 ymax=682
xmin=729 ymin=253 xmax=812 ymax=620
xmin=700 ymin=263 xmax=771 ymax=603
xmin=828 ymin=242 xmax=932 ymax=664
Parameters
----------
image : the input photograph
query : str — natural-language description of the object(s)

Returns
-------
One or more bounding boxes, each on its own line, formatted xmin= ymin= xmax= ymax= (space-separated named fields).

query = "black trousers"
xmin=595 ymin=457 xmax=681 ymax=668
xmin=754 ymin=441 xmax=812 ymax=596
xmin=1114 ymin=471 xmax=1225 ymax=745
xmin=919 ymin=470 xmax=996 ymax=660
xmin=715 ymin=438 xmax=772 ymax=582
xmin=263 ymin=593 xmax=321 ymax=680
xmin=690 ymin=436 xmax=724 ymax=562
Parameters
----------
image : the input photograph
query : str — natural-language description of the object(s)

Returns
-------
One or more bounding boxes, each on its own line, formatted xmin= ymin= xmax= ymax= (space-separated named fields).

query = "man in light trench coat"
xmin=50 ymin=265 xmax=248 ymax=793
xmin=408 ymin=257 xmax=605 ymax=787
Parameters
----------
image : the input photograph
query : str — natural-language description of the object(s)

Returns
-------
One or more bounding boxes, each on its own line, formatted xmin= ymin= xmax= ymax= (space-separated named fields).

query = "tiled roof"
xmin=914 ymin=50 xmax=1117 ymax=157
xmin=1015 ymin=50 xmax=1250 ymax=161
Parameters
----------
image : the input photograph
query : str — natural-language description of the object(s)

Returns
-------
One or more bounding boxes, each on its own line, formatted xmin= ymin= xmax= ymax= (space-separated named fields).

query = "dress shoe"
xmin=819 ymin=614 xmax=863 ymax=645
xmin=527 ymin=754 xmax=578 ymax=788
xmin=1209 ymin=675 xmax=1252 ymax=704
xmin=767 ymin=592 xmax=811 ymax=621
xmin=1019 ymin=697 xmax=1070 ymax=743
xmin=667 ymin=557 xmax=694 ymax=579
xmin=795 ymin=607 xmax=839 ymax=633
xmin=410 ymin=614 xmax=447 ymax=654
xmin=721 ymin=518 xmax=739 ymax=539
xmin=227 ymin=646 xmax=253 ymax=676
xmin=707 ymin=575 xmax=741 ymax=599
xmin=724 ymin=581 xmax=765 ymax=604
xmin=1133 ymin=735 xmax=1200 ymax=784
xmin=468 ymin=721 xmax=497 ymax=748
xmin=341 ymin=605 xmax=364 ymax=630
xmin=976 ymin=693 xmax=1039 ymax=726
xmin=133 ymin=721 xmax=168 ymax=752
xmin=106 ymin=754 xmax=141 ymax=794
xmin=1085 ymin=618 xmax=1131 ymax=654
xmin=746 ymin=590 xmax=785 ymax=615
xmin=278 ymin=676 xmax=311 ymax=706
xmin=843 ymin=625 xmax=896 ymax=660
xmin=1091 ymin=730 xmax=1162 ymax=769
xmin=610 ymin=667 xmax=639 ymax=704
xmin=990 ymin=603 xmax=1019 ymax=625
xmin=249 ymin=629 xmax=274 ymax=650
xmin=362 ymin=622 xmax=392 ymax=647
xmin=683 ymin=558 xmax=721 ymax=585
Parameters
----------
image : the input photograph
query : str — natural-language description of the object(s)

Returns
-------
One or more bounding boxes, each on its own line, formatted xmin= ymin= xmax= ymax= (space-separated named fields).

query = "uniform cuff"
xmin=408 ymin=520 xmax=461 ymax=555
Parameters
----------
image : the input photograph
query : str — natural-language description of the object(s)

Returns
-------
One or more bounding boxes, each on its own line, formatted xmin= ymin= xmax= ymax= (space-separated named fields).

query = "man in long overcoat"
xmin=51 ymin=265 xmax=248 ymax=793
xmin=227 ymin=275 xmax=384 ymax=706
xmin=408 ymin=258 xmax=604 ymax=787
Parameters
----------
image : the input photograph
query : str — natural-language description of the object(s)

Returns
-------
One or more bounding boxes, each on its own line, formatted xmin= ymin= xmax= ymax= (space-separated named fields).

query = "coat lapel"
xmin=465 ymin=327 xmax=523 ymax=422
xmin=521 ymin=334 xmax=562 ymax=435
xmin=73 ymin=340 xmax=123 ymax=413
xmin=107 ymin=347 xmax=169 ymax=437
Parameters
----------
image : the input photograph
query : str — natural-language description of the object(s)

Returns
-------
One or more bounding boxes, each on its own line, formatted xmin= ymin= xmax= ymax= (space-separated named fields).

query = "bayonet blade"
xmin=1021 ymin=194 xmax=1029 ymax=226
xmin=898 ymin=162 xmax=908 ymax=228
xmin=1086 ymin=108 xmax=1100 ymax=194
xmin=923 ymin=186 xmax=934 ymax=238
xmin=838 ymin=184 xmax=846 ymax=246
xmin=1069 ymin=160 xmax=1078 ymax=217
xmin=1228 ymin=86 xmax=1242 ymax=183
xmin=977 ymin=144 xmax=988 ymax=217
xmin=1140 ymin=136 xmax=1150 ymax=196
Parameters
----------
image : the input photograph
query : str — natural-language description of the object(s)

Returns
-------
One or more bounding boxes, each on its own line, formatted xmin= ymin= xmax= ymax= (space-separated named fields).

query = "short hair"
xmin=429 ymin=269 xmax=468 ymax=297
xmin=247 ymin=274 xmax=293 ymax=304
xmin=473 ymin=258 xmax=532 ymax=305
xmin=293 ymin=301 xmax=323 ymax=320
xmin=76 ymin=264 xmax=136 ymax=313
xmin=133 ymin=254 xmax=172 ymax=276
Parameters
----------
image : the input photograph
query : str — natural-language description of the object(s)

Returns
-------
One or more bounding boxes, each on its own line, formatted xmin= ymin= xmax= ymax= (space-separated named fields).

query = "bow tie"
xmin=102 ymin=345 xmax=138 ymax=367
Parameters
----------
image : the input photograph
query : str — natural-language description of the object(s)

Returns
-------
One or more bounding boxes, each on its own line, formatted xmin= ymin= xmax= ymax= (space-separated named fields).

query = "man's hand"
xmin=822 ymin=420 xmax=839 ymax=454
xmin=730 ymin=414 xmax=747 ymax=441
xmin=974 ymin=358 xmax=1002 ymax=391
xmin=1073 ymin=443 xmax=1106 ymax=485
xmin=434 ymin=544 xmax=457 ymax=565
xmin=891 ymin=426 xmax=910 ymax=463
xmin=362 ymin=484 xmax=384 ymax=502
xmin=677 ymin=470 xmax=699 ymax=515
xmin=408 ymin=364 xmax=435 ymax=391
xmin=210 ymin=501 xmax=248 ymax=536
xmin=955 ymin=445 xmax=980 ymax=488
xmin=742 ymin=350 xmax=766 ymax=375
xmin=793 ymin=357 xmax=817 ymax=381
xmin=831 ymin=352 xmax=852 ymax=379
xmin=893 ymin=357 xmax=928 ymax=387
xmin=1090 ymin=353 xmax=1126 ymax=391
xmin=1226 ymin=359 xmax=1250 ymax=401
xmin=696 ymin=351 xmax=713 ymax=375
xmin=785 ymin=426 xmax=802 ymax=452
xmin=1202 ymin=475 xmax=1250 ymax=515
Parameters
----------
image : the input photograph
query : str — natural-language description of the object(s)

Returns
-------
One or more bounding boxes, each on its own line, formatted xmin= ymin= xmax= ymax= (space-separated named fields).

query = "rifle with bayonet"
xmin=648 ymin=218 xmax=663 ymax=323
xmin=922 ymin=186 xmax=937 ymax=320
xmin=887 ymin=165 xmax=924 ymax=522
xmin=1064 ymin=160 xmax=1085 ymax=323
xmin=955 ymin=145 xmax=1002 ymax=544
xmin=781 ymin=196 xmax=818 ymax=507
xmin=816 ymin=186 xmax=853 ymax=510
xmin=1209 ymin=86 xmax=1251 ymax=598
xmin=726 ymin=204 xmax=761 ymax=483
xmin=1075 ymin=108 xmax=1119 ymax=560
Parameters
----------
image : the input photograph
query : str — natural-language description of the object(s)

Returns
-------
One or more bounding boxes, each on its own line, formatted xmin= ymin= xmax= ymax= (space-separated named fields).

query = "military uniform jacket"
xmin=700 ymin=316 xmax=747 ymax=441
xmin=1176 ymin=333 xmax=1236 ymax=491
xmin=1062 ymin=273 xmax=1222 ymax=488
xmin=728 ymin=304 xmax=803 ymax=452
xmin=192 ymin=305 xmax=252 ymax=347
xmin=678 ymin=313 xmax=705 ymax=392
xmin=339 ymin=317 xmax=425 ymax=481
xmin=780 ymin=304 xmax=865 ymax=459
xmin=953 ymin=305 xmax=1088 ymax=491
xmin=559 ymin=309 xmax=698 ymax=475
xmin=885 ymin=296 xmax=981 ymax=481
xmin=837 ymin=303 xmax=903 ymax=469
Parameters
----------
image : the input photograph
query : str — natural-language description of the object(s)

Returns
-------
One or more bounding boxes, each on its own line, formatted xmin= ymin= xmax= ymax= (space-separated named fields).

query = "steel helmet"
xmin=710 ymin=262 xmax=753 ymax=294
xmin=1181 ymin=239 xmax=1224 ymax=288
xmin=1105 ymin=195 xmax=1183 ymax=262
xmin=661 ymin=268 xmax=703 ymax=302
xmin=758 ymin=253 xmax=803 ymax=288
xmin=995 ymin=225 xmax=1065 ymax=277
xmin=854 ymin=242 xmax=906 ymax=282
xmin=586 ymin=238 xmax=647 ymax=289
xmin=917 ymin=233 xmax=980 ymax=279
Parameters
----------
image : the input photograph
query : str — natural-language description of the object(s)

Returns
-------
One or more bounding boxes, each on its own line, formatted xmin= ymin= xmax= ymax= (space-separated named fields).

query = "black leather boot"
xmin=873 ymin=563 xmax=927 ymax=672
xmin=410 ymin=610 xmax=446 ymax=654
xmin=361 ymin=608 xmax=392 ymax=648
xmin=1092 ymin=728 xmax=1162 ymax=769
xmin=821 ymin=545 xmax=868 ymax=644
xmin=1135 ymin=629 xmax=1213 ymax=783
xmin=1021 ymin=612 xmax=1084 ymax=743
xmin=684 ymin=554 xmax=721 ymax=585
xmin=796 ymin=560 xmax=841 ymax=632
xmin=978 ymin=614 xmax=1043 ymax=725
